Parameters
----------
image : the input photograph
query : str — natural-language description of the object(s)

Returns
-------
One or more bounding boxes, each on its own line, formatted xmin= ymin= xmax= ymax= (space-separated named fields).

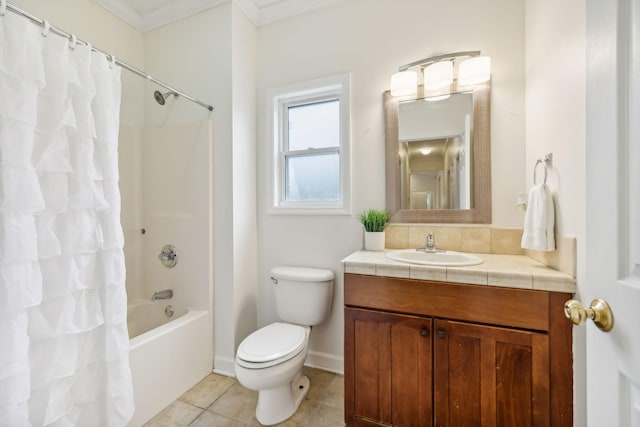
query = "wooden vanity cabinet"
xmin=345 ymin=308 xmax=433 ymax=426
xmin=433 ymin=319 xmax=549 ymax=426
xmin=344 ymin=274 xmax=573 ymax=427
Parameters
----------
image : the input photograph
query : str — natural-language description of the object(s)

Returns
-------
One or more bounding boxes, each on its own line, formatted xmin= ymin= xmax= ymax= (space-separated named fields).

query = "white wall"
xmin=143 ymin=3 xmax=259 ymax=376
xmin=230 ymin=2 xmax=259 ymax=364
xmin=257 ymin=0 xmax=526 ymax=373
xmin=525 ymin=0 xmax=586 ymax=425
xmin=143 ymin=7 xmax=225 ymax=128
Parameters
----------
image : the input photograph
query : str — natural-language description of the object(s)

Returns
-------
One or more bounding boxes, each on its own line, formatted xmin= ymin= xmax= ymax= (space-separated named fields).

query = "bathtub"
xmin=127 ymin=299 xmax=188 ymax=339
xmin=127 ymin=299 xmax=213 ymax=427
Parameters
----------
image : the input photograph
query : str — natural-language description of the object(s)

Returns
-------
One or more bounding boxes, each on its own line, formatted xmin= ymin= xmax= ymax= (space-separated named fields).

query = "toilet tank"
xmin=270 ymin=266 xmax=334 ymax=326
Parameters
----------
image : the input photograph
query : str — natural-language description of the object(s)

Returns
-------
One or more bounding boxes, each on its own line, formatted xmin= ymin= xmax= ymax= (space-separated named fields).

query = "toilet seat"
xmin=237 ymin=322 xmax=307 ymax=369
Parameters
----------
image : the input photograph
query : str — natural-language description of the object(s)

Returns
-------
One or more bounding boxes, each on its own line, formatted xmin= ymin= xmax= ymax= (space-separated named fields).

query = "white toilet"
xmin=234 ymin=266 xmax=334 ymax=425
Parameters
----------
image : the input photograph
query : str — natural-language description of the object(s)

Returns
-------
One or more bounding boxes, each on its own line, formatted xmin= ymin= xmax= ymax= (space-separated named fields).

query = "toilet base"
xmin=256 ymin=372 xmax=310 ymax=425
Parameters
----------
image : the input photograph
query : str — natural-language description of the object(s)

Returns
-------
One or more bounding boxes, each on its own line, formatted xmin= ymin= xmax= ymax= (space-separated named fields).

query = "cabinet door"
xmin=434 ymin=320 xmax=550 ymax=427
xmin=345 ymin=308 xmax=432 ymax=427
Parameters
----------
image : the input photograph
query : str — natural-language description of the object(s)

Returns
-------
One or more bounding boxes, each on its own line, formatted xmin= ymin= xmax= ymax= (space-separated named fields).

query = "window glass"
xmin=285 ymin=153 xmax=340 ymax=201
xmin=287 ymin=100 xmax=340 ymax=151
xmin=269 ymin=73 xmax=350 ymax=214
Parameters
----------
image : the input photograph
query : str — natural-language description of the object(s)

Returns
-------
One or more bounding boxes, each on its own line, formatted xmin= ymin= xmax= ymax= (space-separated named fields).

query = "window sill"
xmin=268 ymin=205 xmax=352 ymax=216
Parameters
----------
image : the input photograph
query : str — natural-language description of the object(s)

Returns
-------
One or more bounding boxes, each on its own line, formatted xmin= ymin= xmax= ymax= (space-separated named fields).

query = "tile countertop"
xmin=342 ymin=250 xmax=576 ymax=294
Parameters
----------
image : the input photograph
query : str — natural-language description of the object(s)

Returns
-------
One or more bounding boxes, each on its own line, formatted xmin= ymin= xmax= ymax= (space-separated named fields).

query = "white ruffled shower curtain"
xmin=0 ymin=11 xmax=133 ymax=427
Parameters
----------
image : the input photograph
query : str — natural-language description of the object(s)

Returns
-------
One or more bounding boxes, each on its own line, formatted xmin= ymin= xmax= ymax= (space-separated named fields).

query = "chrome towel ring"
xmin=533 ymin=153 xmax=553 ymax=185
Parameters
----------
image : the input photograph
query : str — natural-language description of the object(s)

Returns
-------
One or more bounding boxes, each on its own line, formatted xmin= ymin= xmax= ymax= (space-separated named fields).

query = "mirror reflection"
xmin=398 ymin=92 xmax=473 ymax=210
xmin=384 ymin=82 xmax=491 ymax=224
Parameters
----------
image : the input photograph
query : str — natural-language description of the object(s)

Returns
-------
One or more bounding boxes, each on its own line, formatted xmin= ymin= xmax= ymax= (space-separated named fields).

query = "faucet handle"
xmin=158 ymin=244 xmax=179 ymax=268
xmin=159 ymin=249 xmax=175 ymax=260
xmin=425 ymin=233 xmax=436 ymax=251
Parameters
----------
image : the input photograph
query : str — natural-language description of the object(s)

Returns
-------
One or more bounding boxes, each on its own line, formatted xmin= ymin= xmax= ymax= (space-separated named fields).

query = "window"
xmin=269 ymin=74 xmax=351 ymax=214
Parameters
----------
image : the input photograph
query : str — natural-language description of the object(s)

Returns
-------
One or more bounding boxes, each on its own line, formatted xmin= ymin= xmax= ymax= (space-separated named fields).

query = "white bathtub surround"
xmin=127 ymin=308 xmax=212 ymax=427
xmin=126 ymin=299 xmax=187 ymax=339
xmin=119 ymin=120 xmax=214 ymax=425
xmin=0 ymin=13 xmax=133 ymax=426
xmin=139 ymin=121 xmax=213 ymax=312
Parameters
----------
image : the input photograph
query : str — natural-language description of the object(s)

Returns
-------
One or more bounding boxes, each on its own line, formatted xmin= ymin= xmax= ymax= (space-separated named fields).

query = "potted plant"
xmin=358 ymin=209 xmax=390 ymax=251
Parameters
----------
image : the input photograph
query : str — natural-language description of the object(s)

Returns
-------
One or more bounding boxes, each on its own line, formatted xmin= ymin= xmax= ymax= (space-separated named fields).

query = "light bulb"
xmin=424 ymin=61 xmax=453 ymax=90
xmin=390 ymin=70 xmax=417 ymax=97
xmin=458 ymin=56 xmax=491 ymax=85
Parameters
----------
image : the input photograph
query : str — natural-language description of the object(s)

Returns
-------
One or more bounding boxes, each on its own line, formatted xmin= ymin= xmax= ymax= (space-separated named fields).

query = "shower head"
xmin=153 ymin=90 xmax=178 ymax=105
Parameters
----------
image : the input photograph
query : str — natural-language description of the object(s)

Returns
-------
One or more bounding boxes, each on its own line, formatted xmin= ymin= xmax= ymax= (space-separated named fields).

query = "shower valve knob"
xmin=158 ymin=245 xmax=179 ymax=268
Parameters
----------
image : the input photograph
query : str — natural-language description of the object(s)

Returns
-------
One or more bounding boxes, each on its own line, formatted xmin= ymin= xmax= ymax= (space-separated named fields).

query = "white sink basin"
xmin=385 ymin=249 xmax=483 ymax=267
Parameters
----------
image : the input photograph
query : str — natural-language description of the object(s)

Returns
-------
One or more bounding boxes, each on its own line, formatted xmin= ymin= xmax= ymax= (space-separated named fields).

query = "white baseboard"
xmin=213 ymin=355 xmax=236 ymax=377
xmin=305 ymin=350 xmax=344 ymax=375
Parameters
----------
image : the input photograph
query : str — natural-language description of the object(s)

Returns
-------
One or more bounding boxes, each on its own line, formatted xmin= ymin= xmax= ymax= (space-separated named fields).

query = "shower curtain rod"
xmin=2 ymin=1 xmax=214 ymax=112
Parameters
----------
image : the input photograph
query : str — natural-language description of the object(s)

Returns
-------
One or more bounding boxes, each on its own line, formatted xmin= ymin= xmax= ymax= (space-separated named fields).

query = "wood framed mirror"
xmin=385 ymin=82 xmax=491 ymax=223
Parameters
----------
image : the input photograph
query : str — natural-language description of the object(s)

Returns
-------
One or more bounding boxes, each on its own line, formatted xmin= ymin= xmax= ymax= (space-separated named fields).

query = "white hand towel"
xmin=521 ymin=183 xmax=555 ymax=251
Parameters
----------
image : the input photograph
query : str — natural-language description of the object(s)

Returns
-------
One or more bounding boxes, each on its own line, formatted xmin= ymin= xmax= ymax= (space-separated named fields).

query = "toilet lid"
xmin=237 ymin=322 xmax=306 ymax=364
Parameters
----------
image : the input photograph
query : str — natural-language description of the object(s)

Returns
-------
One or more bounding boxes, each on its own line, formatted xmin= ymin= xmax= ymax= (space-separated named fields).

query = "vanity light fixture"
xmin=423 ymin=61 xmax=453 ymax=90
xmin=458 ymin=56 xmax=491 ymax=85
xmin=419 ymin=148 xmax=432 ymax=156
xmin=390 ymin=51 xmax=491 ymax=98
xmin=390 ymin=70 xmax=418 ymax=97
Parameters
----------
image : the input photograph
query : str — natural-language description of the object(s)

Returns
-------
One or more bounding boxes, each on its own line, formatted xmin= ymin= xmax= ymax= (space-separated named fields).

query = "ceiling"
xmin=92 ymin=0 xmax=348 ymax=31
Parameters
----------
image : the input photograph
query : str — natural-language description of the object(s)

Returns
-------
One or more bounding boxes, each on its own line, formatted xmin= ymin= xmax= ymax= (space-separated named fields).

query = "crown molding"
xmin=94 ymin=0 xmax=227 ymax=31
xmin=93 ymin=0 xmax=350 ymax=31
xmin=93 ymin=0 xmax=144 ymax=29
xmin=232 ymin=0 xmax=259 ymax=24
xmin=143 ymin=0 xmax=228 ymax=31
xmin=256 ymin=0 xmax=349 ymax=26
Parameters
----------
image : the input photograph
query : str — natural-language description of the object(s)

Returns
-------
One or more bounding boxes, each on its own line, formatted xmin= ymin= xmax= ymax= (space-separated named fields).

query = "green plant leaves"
xmin=358 ymin=209 xmax=390 ymax=232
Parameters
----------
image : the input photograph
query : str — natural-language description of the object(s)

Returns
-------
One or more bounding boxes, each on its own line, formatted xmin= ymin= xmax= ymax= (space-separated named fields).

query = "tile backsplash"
xmin=385 ymin=224 xmax=576 ymax=277
xmin=525 ymin=235 xmax=576 ymax=278
xmin=386 ymin=225 xmax=523 ymax=254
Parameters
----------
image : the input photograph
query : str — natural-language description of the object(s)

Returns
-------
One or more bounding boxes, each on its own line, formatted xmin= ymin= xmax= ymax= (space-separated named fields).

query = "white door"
xmin=411 ymin=191 xmax=427 ymax=209
xmin=585 ymin=0 xmax=640 ymax=424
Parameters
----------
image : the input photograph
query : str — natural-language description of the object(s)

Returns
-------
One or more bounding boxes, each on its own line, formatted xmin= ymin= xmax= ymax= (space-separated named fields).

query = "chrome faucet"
xmin=417 ymin=233 xmax=445 ymax=253
xmin=151 ymin=289 xmax=173 ymax=301
xmin=425 ymin=233 xmax=436 ymax=252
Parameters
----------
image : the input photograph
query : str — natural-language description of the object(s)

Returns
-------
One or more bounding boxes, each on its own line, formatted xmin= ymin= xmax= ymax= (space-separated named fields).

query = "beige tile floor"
xmin=143 ymin=367 xmax=345 ymax=427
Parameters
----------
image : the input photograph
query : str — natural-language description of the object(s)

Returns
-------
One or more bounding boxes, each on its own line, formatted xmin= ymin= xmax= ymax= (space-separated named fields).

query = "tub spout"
xmin=152 ymin=289 xmax=173 ymax=301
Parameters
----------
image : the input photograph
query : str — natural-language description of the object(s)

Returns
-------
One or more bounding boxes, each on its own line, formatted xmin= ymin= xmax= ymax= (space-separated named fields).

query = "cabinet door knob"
xmin=437 ymin=329 xmax=446 ymax=339
xmin=420 ymin=328 xmax=429 ymax=337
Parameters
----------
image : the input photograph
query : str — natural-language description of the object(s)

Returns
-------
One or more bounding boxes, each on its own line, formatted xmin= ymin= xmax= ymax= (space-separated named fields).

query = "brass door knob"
xmin=564 ymin=298 xmax=614 ymax=332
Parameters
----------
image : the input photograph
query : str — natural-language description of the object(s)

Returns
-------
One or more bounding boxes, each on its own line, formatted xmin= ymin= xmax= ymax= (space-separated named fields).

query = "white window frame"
xmin=268 ymin=73 xmax=351 ymax=215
